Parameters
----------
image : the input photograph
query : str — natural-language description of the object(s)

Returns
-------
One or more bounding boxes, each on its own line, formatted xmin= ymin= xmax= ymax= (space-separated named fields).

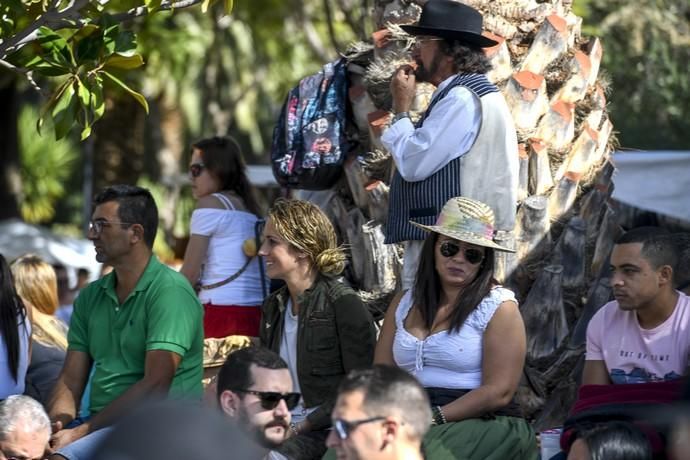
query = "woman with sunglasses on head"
xmin=180 ymin=136 xmax=268 ymax=340
xmin=375 ymin=196 xmax=537 ymax=459
xmin=258 ymin=198 xmax=376 ymax=460
xmin=0 ymin=254 xmax=31 ymax=400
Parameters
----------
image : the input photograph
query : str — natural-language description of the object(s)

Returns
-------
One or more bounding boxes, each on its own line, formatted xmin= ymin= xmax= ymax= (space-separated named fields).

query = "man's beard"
xmin=415 ymin=50 xmax=443 ymax=83
xmin=238 ymin=406 xmax=288 ymax=449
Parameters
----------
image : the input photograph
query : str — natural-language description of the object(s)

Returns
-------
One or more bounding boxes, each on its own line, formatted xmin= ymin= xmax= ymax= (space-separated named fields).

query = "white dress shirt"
xmin=381 ymin=75 xmax=482 ymax=182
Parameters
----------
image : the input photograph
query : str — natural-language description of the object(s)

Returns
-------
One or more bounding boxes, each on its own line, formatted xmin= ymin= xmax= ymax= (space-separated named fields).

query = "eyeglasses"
xmin=88 ymin=220 xmax=135 ymax=235
xmin=233 ymin=389 xmax=301 ymax=411
xmin=333 ymin=417 xmax=386 ymax=440
xmin=414 ymin=36 xmax=444 ymax=47
xmin=439 ymin=241 xmax=484 ymax=265
xmin=189 ymin=163 xmax=206 ymax=178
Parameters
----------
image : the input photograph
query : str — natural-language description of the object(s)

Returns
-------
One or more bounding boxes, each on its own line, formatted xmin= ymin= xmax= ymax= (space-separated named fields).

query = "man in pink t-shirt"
xmin=583 ymin=227 xmax=690 ymax=385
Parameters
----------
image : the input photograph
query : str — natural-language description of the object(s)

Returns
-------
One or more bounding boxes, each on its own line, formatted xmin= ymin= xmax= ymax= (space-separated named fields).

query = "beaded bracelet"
xmin=431 ymin=405 xmax=447 ymax=425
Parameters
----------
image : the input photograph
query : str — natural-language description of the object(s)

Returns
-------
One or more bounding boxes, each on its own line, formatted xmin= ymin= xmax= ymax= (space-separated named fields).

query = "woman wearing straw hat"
xmin=375 ymin=196 xmax=537 ymax=459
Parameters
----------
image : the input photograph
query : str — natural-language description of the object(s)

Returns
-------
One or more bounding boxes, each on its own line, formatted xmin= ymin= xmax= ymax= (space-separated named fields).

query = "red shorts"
xmin=203 ymin=303 xmax=262 ymax=338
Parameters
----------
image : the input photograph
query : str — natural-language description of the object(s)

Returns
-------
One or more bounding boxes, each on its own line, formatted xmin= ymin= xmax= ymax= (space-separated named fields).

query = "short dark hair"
xmin=93 ymin=185 xmax=158 ymax=249
xmin=572 ymin=421 xmax=651 ymax=460
xmin=413 ymin=232 xmax=496 ymax=333
xmin=669 ymin=233 xmax=690 ymax=290
xmin=615 ymin=226 xmax=676 ymax=270
xmin=338 ymin=365 xmax=431 ymax=441
xmin=216 ymin=347 xmax=288 ymax=399
xmin=191 ymin=136 xmax=261 ymax=216
xmin=439 ymin=40 xmax=491 ymax=74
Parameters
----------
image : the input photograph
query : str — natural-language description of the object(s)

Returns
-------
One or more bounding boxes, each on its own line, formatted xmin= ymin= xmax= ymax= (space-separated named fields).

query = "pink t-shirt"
xmin=586 ymin=292 xmax=690 ymax=384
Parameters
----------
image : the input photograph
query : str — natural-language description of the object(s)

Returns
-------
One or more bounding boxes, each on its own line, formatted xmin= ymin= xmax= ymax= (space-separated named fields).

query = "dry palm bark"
xmin=328 ymin=0 xmax=619 ymax=428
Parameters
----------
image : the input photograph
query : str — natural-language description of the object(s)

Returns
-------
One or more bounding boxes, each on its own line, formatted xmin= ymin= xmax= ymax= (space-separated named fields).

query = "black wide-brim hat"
xmin=401 ymin=0 xmax=498 ymax=48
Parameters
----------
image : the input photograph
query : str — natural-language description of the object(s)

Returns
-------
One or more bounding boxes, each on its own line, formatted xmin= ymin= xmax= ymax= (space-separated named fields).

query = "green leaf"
xmin=201 ymin=0 xmax=214 ymax=13
xmin=145 ymin=0 xmax=163 ymax=12
xmin=113 ymin=30 xmax=137 ymax=57
xmin=86 ymin=75 xmax=105 ymax=120
xmin=104 ymin=53 xmax=144 ymax=69
xmin=74 ymin=27 xmax=103 ymax=62
xmin=36 ymin=26 xmax=75 ymax=67
xmin=22 ymin=56 xmax=72 ymax=76
xmin=51 ymin=80 xmax=78 ymax=140
xmin=103 ymin=71 xmax=149 ymax=114
xmin=223 ymin=0 xmax=234 ymax=15
xmin=37 ymin=79 xmax=71 ymax=134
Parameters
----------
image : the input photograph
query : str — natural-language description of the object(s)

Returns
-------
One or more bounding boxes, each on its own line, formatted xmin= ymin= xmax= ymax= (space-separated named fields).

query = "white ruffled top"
xmin=392 ymin=286 xmax=516 ymax=389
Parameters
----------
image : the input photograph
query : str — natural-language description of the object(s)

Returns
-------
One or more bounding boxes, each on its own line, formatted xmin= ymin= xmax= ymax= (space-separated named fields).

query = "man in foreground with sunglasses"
xmin=326 ymin=365 xmax=431 ymax=460
xmin=382 ymin=0 xmax=518 ymax=290
xmin=217 ymin=347 xmax=298 ymax=459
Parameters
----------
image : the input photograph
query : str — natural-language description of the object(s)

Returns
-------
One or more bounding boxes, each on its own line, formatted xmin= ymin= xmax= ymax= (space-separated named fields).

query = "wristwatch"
xmin=391 ymin=111 xmax=410 ymax=124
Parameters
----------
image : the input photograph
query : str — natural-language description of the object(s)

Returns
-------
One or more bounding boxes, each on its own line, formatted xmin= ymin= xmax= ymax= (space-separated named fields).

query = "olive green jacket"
xmin=259 ymin=275 xmax=376 ymax=431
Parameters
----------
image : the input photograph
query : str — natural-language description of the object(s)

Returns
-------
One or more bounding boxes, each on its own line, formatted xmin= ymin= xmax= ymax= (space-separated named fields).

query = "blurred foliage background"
xmin=1 ymin=0 xmax=688 ymax=260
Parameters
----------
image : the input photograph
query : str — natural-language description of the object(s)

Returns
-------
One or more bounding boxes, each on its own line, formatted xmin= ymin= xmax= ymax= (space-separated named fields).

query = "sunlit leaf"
xmin=36 ymin=26 xmax=75 ymax=67
xmin=114 ymin=30 xmax=137 ymax=56
xmin=37 ymin=79 xmax=71 ymax=134
xmin=104 ymin=53 xmax=144 ymax=69
xmin=223 ymin=0 xmax=234 ymax=15
xmin=85 ymin=75 xmax=105 ymax=120
xmin=145 ymin=0 xmax=163 ymax=12
xmin=51 ymin=80 xmax=78 ymax=139
xmin=200 ymin=0 xmax=214 ymax=13
xmin=103 ymin=70 xmax=149 ymax=113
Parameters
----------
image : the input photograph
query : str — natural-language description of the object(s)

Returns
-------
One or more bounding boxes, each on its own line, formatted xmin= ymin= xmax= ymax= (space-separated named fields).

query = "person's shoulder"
xmin=194 ymin=194 xmax=227 ymax=210
xmin=147 ymin=260 xmax=198 ymax=297
xmin=590 ymin=299 xmax=624 ymax=326
xmin=76 ymin=275 xmax=109 ymax=299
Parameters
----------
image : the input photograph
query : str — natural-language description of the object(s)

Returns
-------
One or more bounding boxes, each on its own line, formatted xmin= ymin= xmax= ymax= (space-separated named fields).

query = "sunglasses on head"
xmin=439 ymin=241 xmax=484 ymax=265
xmin=189 ymin=162 xmax=205 ymax=178
xmin=333 ymin=417 xmax=386 ymax=440
xmin=234 ymin=389 xmax=301 ymax=411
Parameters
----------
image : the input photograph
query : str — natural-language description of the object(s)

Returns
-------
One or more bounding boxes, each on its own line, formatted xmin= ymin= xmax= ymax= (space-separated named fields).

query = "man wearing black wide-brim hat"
xmin=382 ymin=0 xmax=519 ymax=290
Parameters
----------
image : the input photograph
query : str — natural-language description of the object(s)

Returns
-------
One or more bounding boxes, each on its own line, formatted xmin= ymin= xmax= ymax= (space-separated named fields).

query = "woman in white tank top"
xmin=180 ymin=136 xmax=268 ymax=339
xmin=374 ymin=196 xmax=537 ymax=459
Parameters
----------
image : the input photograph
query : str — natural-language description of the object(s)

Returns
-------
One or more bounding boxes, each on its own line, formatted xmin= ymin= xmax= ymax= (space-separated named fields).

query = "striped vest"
xmin=386 ymin=73 xmax=500 ymax=243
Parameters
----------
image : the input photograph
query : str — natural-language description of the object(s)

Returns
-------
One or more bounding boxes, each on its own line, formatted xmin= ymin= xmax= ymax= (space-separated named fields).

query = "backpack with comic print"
xmin=271 ymin=58 xmax=350 ymax=190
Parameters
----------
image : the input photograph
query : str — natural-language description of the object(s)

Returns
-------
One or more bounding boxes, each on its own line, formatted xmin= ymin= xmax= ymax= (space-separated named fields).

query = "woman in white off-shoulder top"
xmin=180 ymin=136 xmax=267 ymax=339
xmin=374 ymin=196 xmax=538 ymax=459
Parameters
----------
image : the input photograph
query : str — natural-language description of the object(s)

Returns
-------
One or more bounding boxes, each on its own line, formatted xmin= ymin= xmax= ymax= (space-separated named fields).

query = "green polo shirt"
xmin=68 ymin=256 xmax=203 ymax=414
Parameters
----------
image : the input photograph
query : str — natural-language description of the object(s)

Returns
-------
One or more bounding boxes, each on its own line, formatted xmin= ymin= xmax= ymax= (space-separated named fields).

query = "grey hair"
xmin=0 ymin=395 xmax=51 ymax=440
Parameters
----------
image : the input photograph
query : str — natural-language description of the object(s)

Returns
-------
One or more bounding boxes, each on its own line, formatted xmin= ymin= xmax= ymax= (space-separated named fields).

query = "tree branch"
xmin=322 ymin=0 xmax=343 ymax=53
xmin=0 ymin=0 xmax=204 ymax=60
xmin=0 ymin=59 xmax=46 ymax=95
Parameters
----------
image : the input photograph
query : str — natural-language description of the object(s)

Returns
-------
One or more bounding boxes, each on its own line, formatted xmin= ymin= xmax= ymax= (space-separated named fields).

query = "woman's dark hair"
xmin=574 ymin=421 xmax=652 ymax=460
xmin=412 ymin=232 xmax=496 ymax=333
xmin=191 ymin=136 xmax=261 ymax=216
xmin=0 ymin=254 xmax=28 ymax=382
xmin=440 ymin=40 xmax=492 ymax=74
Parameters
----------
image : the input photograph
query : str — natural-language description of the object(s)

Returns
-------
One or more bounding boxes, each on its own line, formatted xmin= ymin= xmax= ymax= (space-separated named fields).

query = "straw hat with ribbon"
xmin=410 ymin=196 xmax=515 ymax=253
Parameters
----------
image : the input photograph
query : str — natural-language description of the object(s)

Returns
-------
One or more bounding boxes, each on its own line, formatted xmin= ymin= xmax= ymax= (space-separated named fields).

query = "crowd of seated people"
xmin=3 ymin=135 xmax=689 ymax=460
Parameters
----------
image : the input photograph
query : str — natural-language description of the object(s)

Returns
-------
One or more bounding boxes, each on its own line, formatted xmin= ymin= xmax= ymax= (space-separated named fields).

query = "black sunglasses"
xmin=333 ymin=417 xmax=386 ymax=440
xmin=189 ymin=162 xmax=206 ymax=178
xmin=439 ymin=241 xmax=484 ymax=265
xmin=233 ymin=389 xmax=301 ymax=411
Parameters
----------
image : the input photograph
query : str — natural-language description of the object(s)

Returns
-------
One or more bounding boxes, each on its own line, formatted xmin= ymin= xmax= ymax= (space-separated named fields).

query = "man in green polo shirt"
xmin=47 ymin=185 xmax=204 ymax=459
